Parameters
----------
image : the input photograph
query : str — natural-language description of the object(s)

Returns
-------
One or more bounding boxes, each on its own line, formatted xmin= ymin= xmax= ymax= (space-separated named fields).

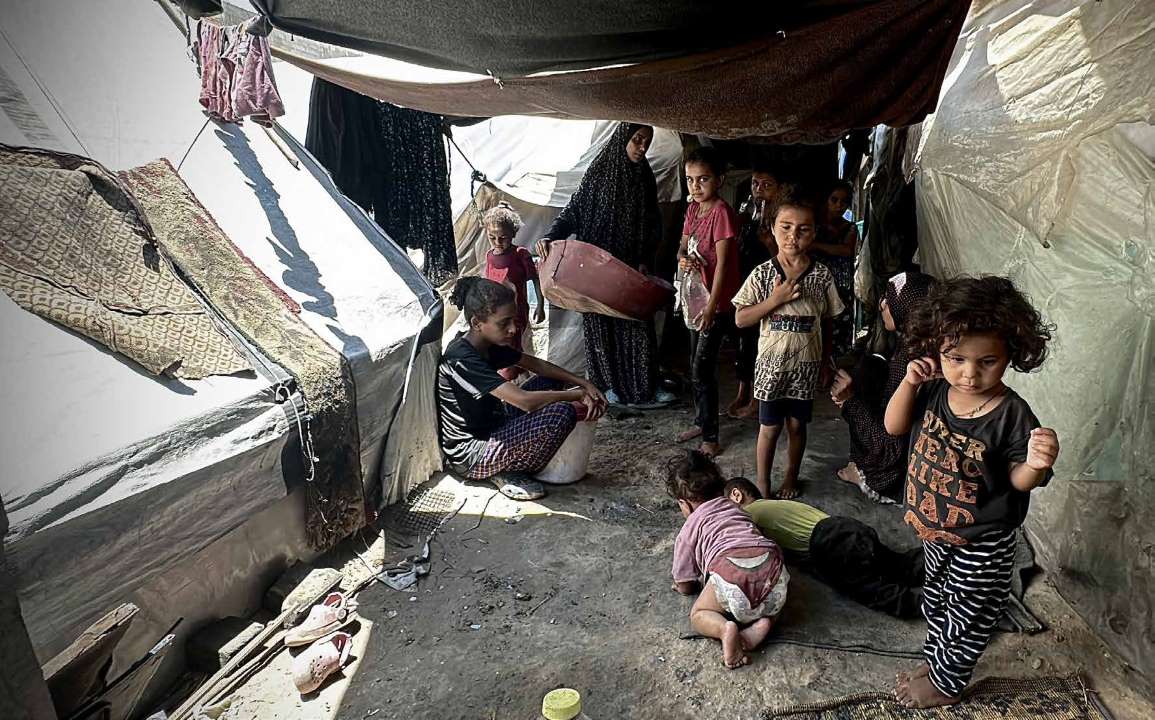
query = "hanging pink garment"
xmin=197 ymin=20 xmax=284 ymax=126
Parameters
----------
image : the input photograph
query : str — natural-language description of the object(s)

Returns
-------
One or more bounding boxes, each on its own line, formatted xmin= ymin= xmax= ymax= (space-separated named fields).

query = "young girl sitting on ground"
xmin=438 ymin=277 xmax=607 ymax=501
xmin=482 ymin=202 xmax=545 ymax=381
xmin=884 ymin=276 xmax=1059 ymax=708
xmin=676 ymin=146 xmax=741 ymax=458
xmin=667 ymin=450 xmax=788 ymax=669
xmin=733 ymin=190 xmax=844 ymax=499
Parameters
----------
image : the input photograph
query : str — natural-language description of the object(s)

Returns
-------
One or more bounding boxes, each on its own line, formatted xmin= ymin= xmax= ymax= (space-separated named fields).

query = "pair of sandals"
xmin=286 ymin=592 xmax=359 ymax=695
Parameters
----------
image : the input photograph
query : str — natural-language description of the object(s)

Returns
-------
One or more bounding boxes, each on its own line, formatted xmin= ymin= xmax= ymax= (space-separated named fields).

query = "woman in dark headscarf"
xmin=830 ymin=271 xmax=937 ymax=502
xmin=536 ymin=123 xmax=673 ymax=407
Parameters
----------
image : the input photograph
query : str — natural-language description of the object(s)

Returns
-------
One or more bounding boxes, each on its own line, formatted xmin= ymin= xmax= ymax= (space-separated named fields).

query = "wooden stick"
xmin=261 ymin=123 xmax=300 ymax=169
xmin=170 ymin=607 xmax=293 ymax=720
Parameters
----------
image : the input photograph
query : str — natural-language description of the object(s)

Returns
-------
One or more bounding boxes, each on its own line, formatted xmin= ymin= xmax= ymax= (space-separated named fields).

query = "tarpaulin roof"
xmin=264 ymin=0 xmax=971 ymax=141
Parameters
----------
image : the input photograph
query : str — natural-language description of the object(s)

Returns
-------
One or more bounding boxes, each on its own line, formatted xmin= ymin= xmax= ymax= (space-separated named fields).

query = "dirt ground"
xmin=319 ymin=365 xmax=1153 ymax=720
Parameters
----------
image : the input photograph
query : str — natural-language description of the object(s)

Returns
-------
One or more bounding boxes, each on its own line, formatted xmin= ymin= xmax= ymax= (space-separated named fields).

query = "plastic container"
xmin=538 ymin=239 xmax=673 ymax=321
xmin=541 ymin=688 xmax=592 ymax=720
xmin=535 ymin=420 xmax=596 ymax=485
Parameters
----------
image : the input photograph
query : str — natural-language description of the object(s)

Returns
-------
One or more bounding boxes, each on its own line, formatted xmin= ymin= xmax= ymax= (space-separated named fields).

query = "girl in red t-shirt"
xmin=676 ymin=147 xmax=741 ymax=458
xmin=483 ymin=202 xmax=545 ymax=381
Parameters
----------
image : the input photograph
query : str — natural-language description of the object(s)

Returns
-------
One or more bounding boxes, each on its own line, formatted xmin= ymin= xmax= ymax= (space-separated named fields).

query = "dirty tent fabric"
xmin=269 ymin=0 xmax=970 ymax=142
xmin=306 ymin=79 xmax=458 ymax=285
xmin=543 ymin=123 xmax=661 ymax=405
xmin=0 ymin=145 xmax=249 ymax=380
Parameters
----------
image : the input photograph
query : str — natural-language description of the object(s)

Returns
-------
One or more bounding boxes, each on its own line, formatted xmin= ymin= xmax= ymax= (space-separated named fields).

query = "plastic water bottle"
xmin=541 ymin=688 xmax=592 ymax=720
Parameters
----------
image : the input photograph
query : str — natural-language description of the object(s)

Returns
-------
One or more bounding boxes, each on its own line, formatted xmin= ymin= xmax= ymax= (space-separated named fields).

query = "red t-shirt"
xmin=484 ymin=247 xmax=538 ymax=326
xmin=683 ymin=199 xmax=741 ymax=312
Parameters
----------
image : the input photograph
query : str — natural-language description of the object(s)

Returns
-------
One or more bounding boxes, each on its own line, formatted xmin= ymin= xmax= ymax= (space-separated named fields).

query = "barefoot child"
xmin=483 ymin=202 xmax=545 ymax=381
xmin=884 ymin=276 xmax=1059 ymax=708
xmin=733 ymin=190 xmax=843 ymax=498
xmin=676 ymin=147 xmax=741 ymax=458
xmin=667 ymin=450 xmax=788 ymax=669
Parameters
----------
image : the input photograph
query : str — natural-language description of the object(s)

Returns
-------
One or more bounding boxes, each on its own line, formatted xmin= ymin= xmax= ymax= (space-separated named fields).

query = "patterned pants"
xmin=921 ymin=530 xmax=1017 ymax=697
xmin=465 ymin=376 xmax=578 ymax=479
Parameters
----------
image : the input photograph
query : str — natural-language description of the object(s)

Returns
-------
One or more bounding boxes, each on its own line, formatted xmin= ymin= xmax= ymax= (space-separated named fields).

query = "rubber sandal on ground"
xmin=292 ymin=630 xmax=353 ymax=695
xmin=285 ymin=592 xmax=359 ymax=647
xmin=490 ymin=472 xmax=545 ymax=501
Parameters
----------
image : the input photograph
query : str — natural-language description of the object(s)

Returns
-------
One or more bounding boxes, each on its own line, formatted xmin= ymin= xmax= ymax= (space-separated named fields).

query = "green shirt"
xmin=743 ymin=500 xmax=829 ymax=553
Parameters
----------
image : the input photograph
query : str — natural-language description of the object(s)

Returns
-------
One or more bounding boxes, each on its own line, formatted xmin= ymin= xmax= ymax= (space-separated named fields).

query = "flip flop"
xmin=490 ymin=472 xmax=545 ymax=501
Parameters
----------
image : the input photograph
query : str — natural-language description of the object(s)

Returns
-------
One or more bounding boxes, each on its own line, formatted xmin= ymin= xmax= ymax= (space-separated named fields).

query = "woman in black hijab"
xmin=536 ymin=123 xmax=673 ymax=406
xmin=831 ymin=271 xmax=937 ymax=501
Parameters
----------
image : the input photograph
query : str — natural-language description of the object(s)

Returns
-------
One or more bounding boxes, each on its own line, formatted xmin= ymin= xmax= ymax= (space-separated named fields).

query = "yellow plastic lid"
xmin=542 ymin=688 xmax=582 ymax=720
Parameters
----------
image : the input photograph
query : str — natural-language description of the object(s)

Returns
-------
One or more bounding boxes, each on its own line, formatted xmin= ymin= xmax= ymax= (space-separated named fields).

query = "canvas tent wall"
xmin=0 ymin=0 xmax=440 ymax=698
xmin=912 ymin=0 xmax=1154 ymax=675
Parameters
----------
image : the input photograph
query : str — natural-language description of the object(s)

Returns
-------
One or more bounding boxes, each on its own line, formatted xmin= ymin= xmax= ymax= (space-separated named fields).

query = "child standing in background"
xmin=733 ymin=190 xmax=843 ymax=499
xmin=676 ymin=147 xmax=741 ymax=458
xmin=729 ymin=163 xmax=781 ymax=419
xmin=483 ymin=202 xmax=545 ymax=381
xmin=667 ymin=450 xmax=788 ymax=670
xmin=885 ymin=276 xmax=1059 ymax=708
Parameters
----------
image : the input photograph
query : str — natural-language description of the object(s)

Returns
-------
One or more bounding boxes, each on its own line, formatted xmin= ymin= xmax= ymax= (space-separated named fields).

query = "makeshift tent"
xmin=0 ymin=0 xmax=441 ymax=703
xmin=263 ymin=0 xmax=971 ymax=141
xmin=913 ymin=0 xmax=1154 ymax=675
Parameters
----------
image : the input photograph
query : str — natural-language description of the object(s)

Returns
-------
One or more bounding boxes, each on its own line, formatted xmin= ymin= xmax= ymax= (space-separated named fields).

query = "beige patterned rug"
xmin=0 ymin=145 xmax=249 ymax=379
xmin=764 ymin=675 xmax=1107 ymax=720
xmin=120 ymin=158 xmax=364 ymax=551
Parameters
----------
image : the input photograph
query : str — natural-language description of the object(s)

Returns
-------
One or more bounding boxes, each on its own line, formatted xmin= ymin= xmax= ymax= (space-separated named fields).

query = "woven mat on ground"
xmin=764 ymin=675 xmax=1106 ymax=720
xmin=120 ymin=158 xmax=364 ymax=550
xmin=0 ymin=145 xmax=249 ymax=379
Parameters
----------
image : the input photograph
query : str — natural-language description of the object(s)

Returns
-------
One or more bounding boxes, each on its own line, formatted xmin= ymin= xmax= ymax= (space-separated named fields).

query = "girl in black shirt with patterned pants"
xmin=884 ymin=277 xmax=1059 ymax=709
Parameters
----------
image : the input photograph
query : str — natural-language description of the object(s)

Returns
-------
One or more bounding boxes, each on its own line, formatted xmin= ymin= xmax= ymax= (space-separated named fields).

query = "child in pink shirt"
xmin=483 ymin=203 xmax=544 ymax=381
xmin=668 ymin=450 xmax=789 ymax=669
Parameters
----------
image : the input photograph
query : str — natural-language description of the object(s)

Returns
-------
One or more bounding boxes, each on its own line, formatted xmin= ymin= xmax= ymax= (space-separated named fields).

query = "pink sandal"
xmin=292 ymin=631 xmax=353 ymax=694
xmin=284 ymin=592 xmax=358 ymax=647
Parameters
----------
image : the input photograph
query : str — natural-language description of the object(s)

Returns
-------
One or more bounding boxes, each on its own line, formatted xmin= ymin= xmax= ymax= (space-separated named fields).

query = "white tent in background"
xmin=0 ymin=0 xmax=441 ymax=702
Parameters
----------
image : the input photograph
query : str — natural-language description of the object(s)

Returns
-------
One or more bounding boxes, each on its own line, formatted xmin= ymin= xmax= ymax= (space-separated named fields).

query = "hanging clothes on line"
xmin=305 ymin=77 xmax=384 ymax=214
xmin=305 ymin=79 xmax=458 ymax=285
xmin=373 ymin=102 xmax=458 ymax=286
xmin=196 ymin=19 xmax=285 ymax=127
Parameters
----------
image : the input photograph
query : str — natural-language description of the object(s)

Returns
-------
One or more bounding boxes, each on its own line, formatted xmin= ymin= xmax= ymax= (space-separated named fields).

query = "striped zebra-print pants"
xmin=921 ymin=530 xmax=1017 ymax=697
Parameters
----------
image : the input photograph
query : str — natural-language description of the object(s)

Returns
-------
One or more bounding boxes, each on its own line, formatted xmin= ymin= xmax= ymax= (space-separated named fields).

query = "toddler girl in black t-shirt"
xmin=883 ymin=276 xmax=1059 ymax=709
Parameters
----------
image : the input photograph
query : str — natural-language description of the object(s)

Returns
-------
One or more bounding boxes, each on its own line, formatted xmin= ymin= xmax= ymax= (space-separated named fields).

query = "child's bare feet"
xmin=676 ymin=426 xmax=702 ymax=443
xmin=896 ymin=662 xmax=930 ymax=684
xmin=699 ymin=441 xmax=723 ymax=458
xmin=738 ymin=618 xmax=773 ymax=652
xmin=895 ymin=672 xmax=959 ymax=708
xmin=720 ymin=621 xmax=749 ymax=669
xmin=774 ymin=479 xmax=800 ymax=499
xmin=836 ymin=463 xmax=861 ymax=486
xmin=728 ymin=400 xmax=758 ymax=419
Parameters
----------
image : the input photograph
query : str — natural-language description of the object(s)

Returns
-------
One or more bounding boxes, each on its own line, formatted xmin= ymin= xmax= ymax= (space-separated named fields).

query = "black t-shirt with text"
xmin=904 ymin=380 xmax=1051 ymax=545
xmin=437 ymin=335 xmax=522 ymax=468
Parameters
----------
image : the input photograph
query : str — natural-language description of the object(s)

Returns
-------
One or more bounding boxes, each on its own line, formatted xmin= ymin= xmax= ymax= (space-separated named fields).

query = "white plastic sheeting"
xmin=913 ymin=0 xmax=1154 ymax=674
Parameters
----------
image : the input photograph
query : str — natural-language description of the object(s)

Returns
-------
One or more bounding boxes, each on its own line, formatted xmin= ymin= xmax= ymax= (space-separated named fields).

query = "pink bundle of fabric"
xmin=197 ymin=20 xmax=284 ymax=126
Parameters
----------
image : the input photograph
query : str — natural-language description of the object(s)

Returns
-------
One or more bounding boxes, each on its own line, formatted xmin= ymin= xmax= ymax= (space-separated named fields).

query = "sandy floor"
xmin=316 ymin=383 xmax=1154 ymax=720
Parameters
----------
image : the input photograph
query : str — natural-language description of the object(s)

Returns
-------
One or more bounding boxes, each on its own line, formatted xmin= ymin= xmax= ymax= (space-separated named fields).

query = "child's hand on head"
xmin=904 ymin=357 xmax=941 ymax=386
xmin=1025 ymin=428 xmax=1060 ymax=471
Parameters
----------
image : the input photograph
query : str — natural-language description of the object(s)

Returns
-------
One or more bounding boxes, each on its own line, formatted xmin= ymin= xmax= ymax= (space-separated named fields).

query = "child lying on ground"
xmin=667 ymin=450 xmax=788 ymax=669
xmin=723 ymin=478 xmax=924 ymax=619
